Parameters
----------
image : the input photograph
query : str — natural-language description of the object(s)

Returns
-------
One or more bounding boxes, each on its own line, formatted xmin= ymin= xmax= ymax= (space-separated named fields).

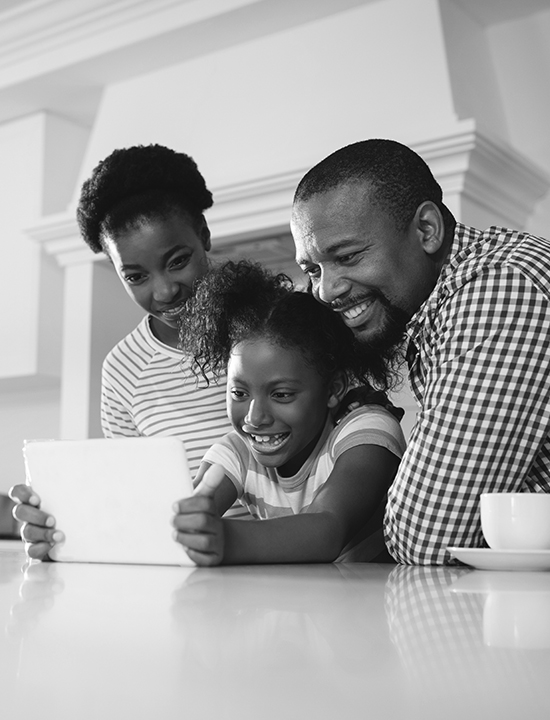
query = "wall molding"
xmin=27 ymin=121 xmax=550 ymax=267
xmin=0 ymin=0 xmax=251 ymax=80
xmin=416 ymin=120 xmax=550 ymax=227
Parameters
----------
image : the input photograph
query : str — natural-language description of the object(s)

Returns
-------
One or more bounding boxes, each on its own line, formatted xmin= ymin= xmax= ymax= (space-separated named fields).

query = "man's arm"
xmin=385 ymin=266 xmax=550 ymax=564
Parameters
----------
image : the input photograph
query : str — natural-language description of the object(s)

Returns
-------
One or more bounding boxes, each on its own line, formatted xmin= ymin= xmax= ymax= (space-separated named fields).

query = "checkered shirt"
xmin=385 ymin=223 xmax=550 ymax=565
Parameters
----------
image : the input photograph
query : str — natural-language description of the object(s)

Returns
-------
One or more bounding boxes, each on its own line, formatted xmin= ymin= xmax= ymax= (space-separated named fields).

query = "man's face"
xmin=291 ymin=182 xmax=433 ymax=352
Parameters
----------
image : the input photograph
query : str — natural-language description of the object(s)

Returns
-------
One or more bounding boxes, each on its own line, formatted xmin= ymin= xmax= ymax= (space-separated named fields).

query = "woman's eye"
xmin=123 ymin=273 xmax=145 ymax=285
xmin=170 ymin=255 xmax=190 ymax=270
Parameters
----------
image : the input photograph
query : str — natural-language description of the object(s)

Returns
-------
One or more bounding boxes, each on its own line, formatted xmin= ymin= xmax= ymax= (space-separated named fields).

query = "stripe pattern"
xmin=101 ymin=316 xmax=232 ymax=475
xmin=203 ymin=405 xmax=406 ymax=559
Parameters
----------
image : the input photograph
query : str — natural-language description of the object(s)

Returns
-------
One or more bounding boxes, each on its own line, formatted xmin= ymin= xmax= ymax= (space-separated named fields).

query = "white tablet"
xmin=23 ymin=437 xmax=195 ymax=566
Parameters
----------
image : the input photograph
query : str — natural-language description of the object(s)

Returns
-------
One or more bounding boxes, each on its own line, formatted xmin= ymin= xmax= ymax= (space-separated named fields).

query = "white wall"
xmin=0 ymin=112 xmax=88 ymax=492
xmin=1 ymin=0 xmax=550 ymax=492
xmin=488 ymin=6 xmax=550 ymax=236
xmin=74 ymin=0 xmax=458 ymax=195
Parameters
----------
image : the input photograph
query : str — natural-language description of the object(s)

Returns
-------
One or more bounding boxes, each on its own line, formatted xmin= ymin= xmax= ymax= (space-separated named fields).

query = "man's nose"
xmin=316 ymin=267 xmax=351 ymax=305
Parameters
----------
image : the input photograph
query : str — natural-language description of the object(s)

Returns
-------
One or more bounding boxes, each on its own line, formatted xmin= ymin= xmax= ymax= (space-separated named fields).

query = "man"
xmin=291 ymin=139 xmax=550 ymax=565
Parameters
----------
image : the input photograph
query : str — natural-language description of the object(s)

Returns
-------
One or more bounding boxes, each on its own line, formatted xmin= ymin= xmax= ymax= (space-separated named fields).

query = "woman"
xmin=12 ymin=144 xmax=238 ymax=558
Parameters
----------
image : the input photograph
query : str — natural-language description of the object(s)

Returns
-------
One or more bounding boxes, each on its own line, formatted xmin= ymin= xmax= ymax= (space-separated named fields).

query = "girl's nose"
xmin=244 ymin=399 xmax=270 ymax=428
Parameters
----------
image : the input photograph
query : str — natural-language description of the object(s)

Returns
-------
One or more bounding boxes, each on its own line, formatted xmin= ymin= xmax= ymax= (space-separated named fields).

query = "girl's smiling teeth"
xmin=247 ymin=431 xmax=290 ymax=451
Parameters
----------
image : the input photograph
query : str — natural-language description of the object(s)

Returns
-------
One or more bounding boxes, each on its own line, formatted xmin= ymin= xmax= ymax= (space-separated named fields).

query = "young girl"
xmin=173 ymin=260 xmax=406 ymax=564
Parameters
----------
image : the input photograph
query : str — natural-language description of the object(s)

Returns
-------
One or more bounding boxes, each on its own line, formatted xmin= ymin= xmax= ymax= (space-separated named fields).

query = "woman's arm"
xmin=173 ymin=444 xmax=399 ymax=565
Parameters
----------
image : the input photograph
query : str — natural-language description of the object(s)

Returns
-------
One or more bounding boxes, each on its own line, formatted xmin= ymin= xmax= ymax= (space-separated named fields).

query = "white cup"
xmin=480 ymin=493 xmax=550 ymax=550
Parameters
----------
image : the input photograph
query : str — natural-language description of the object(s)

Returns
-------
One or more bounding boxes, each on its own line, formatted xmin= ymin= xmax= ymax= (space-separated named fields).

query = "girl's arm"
xmin=173 ymin=444 xmax=399 ymax=565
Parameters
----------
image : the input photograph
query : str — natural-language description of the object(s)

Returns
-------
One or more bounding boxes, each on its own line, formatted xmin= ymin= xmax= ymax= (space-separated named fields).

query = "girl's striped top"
xmin=203 ymin=405 xmax=406 ymax=560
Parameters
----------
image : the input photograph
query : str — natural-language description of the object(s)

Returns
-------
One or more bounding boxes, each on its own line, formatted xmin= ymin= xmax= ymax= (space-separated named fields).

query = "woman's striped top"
xmin=101 ymin=315 xmax=232 ymax=475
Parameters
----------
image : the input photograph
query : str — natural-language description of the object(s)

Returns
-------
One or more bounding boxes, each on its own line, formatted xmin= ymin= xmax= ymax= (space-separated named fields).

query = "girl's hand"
xmin=172 ymin=465 xmax=227 ymax=566
xmin=9 ymin=484 xmax=65 ymax=561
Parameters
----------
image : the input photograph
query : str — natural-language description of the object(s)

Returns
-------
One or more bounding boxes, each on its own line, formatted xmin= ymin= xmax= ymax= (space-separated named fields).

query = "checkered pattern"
xmin=385 ymin=224 xmax=550 ymax=564
xmin=384 ymin=565 xmax=550 ymax=698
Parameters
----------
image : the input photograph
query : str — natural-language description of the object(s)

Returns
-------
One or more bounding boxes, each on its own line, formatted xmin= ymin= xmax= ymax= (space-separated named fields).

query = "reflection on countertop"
xmin=1 ymin=541 xmax=550 ymax=720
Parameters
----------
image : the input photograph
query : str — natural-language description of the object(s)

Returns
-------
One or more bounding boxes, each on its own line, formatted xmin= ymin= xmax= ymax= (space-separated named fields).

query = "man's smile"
xmin=335 ymin=298 xmax=376 ymax=328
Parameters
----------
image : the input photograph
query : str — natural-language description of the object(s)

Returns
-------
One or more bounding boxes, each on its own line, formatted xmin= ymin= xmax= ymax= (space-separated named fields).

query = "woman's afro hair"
xmin=76 ymin=144 xmax=213 ymax=253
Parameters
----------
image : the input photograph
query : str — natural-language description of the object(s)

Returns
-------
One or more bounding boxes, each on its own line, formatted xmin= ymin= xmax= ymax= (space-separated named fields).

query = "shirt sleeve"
xmin=201 ymin=432 xmax=248 ymax=498
xmin=385 ymin=265 xmax=550 ymax=565
xmin=100 ymin=360 xmax=139 ymax=437
xmin=332 ymin=406 xmax=407 ymax=461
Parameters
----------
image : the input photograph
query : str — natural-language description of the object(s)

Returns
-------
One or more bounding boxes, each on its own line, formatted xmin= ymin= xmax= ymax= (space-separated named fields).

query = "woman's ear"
xmin=327 ymin=371 xmax=348 ymax=409
xmin=200 ymin=217 xmax=212 ymax=252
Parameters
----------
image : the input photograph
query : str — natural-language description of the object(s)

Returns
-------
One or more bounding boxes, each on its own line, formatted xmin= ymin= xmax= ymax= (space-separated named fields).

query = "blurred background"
xmin=1 ymin=0 xmax=550 ymax=512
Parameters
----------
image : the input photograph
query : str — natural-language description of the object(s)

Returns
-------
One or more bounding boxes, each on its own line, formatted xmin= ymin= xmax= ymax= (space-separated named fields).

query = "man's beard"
xmin=349 ymin=292 xmax=409 ymax=389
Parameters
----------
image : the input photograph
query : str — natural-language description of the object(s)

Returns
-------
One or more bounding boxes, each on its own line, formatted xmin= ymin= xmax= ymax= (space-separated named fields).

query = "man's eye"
xmin=303 ymin=266 xmax=320 ymax=278
xmin=339 ymin=253 xmax=358 ymax=263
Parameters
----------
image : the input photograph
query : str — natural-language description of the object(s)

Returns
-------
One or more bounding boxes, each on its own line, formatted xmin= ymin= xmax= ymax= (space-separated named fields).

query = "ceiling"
xmin=453 ymin=0 xmax=550 ymax=26
xmin=0 ymin=0 xmax=549 ymax=128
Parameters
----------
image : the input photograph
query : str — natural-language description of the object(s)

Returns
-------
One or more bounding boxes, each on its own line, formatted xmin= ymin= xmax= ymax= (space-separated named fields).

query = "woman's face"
xmin=226 ymin=338 xmax=340 ymax=477
xmin=103 ymin=212 xmax=211 ymax=347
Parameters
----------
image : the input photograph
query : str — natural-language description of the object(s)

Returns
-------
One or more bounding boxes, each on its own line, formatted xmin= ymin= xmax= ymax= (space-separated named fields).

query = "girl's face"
xmin=226 ymin=338 xmax=343 ymax=477
xmin=104 ymin=212 xmax=211 ymax=347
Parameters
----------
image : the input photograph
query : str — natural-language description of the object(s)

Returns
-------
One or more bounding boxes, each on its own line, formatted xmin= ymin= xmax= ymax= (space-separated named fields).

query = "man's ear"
xmin=327 ymin=371 xmax=348 ymax=409
xmin=414 ymin=201 xmax=445 ymax=256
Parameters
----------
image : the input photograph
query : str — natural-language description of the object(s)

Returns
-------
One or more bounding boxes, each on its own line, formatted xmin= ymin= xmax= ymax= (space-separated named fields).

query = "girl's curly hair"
xmin=77 ymin=144 xmax=213 ymax=253
xmin=179 ymin=260 xmax=394 ymax=390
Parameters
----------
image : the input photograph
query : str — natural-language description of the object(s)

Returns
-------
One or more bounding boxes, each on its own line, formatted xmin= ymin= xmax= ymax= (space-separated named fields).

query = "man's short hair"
xmin=293 ymin=138 xmax=455 ymax=233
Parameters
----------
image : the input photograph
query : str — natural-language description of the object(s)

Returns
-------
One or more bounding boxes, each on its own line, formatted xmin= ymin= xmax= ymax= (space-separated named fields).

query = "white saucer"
xmin=448 ymin=546 xmax=550 ymax=571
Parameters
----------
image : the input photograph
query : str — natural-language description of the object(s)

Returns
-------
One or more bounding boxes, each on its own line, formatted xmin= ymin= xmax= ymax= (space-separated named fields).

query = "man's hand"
xmin=172 ymin=465 xmax=226 ymax=566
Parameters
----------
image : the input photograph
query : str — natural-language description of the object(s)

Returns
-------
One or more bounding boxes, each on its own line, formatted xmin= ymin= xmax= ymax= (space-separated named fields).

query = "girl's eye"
xmin=230 ymin=389 xmax=248 ymax=400
xmin=272 ymin=391 xmax=295 ymax=401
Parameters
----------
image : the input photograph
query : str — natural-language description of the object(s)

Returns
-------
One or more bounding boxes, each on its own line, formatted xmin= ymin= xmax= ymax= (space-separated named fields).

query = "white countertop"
xmin=1 ymin=540 xmax=550 ymax=719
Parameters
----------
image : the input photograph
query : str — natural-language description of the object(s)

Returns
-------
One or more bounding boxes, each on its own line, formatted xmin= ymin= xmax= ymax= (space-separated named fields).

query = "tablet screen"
xmin=23 ymin=437 xmax=195 ymax=566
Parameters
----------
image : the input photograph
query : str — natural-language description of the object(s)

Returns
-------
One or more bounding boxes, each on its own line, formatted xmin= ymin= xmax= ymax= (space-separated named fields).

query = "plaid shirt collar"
xmin=405 ymin=222 xmax=481 ymax=358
